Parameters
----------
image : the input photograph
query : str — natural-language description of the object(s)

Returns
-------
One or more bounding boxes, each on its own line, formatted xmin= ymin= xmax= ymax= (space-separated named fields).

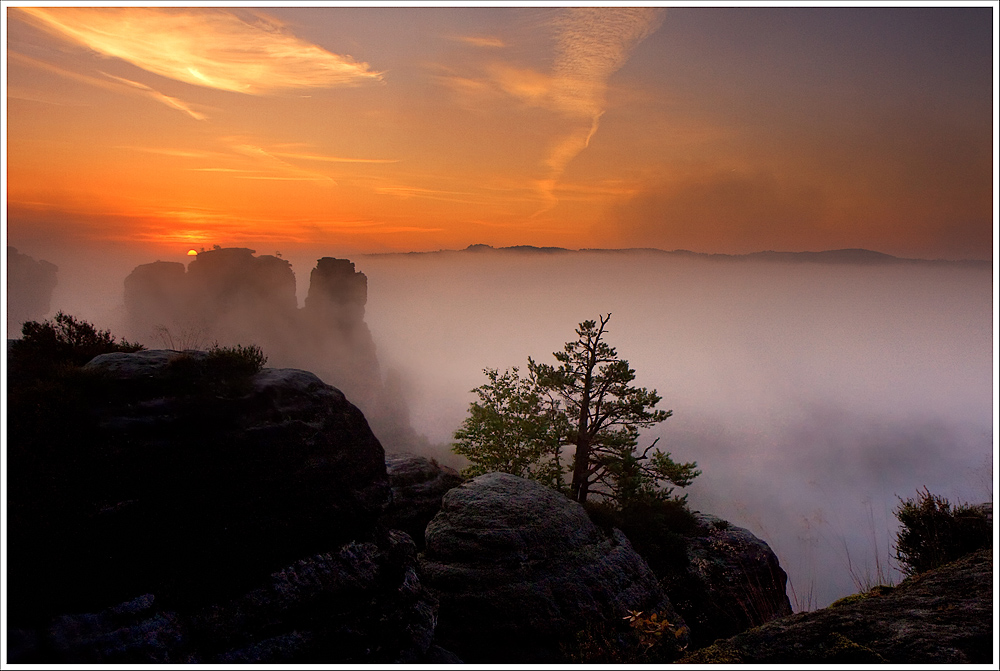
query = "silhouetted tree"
xmin=453 ymin=314 xmax=699 ymax=506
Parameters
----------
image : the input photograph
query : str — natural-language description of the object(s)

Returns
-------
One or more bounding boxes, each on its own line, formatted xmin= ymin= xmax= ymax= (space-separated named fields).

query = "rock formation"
xmin=8 ymin=350 xmax=389 ymax=619
xmin=383 ymin=453 xmax=464 ymax=548
xmin=5 ymin=348 xmax=449 ymax=663
xmin=419 ymin=472 xmax=689 ymax=662
xmin=6 ymin=246 xmax=58 ymax=337
xmin=681 ymin=547 xmax=993 ymax=663
xmin=121 ymin=249 xmax=418 ymax=452
xmin=661 ymin=512 xmax=793 ymax=648
xmin=8 ymin=530 xmax=439 ymax=663
xmin=124 ymin=248 xmax=299 ymax=352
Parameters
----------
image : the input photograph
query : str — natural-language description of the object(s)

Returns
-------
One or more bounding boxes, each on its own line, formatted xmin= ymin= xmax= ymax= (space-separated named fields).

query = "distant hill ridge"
xmin=367 ymin=245 xmax=988 ymax=268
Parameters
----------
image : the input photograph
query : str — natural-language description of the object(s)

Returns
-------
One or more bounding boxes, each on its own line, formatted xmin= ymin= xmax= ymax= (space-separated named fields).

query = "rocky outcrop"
xmin=124 ymin=248 xmax=301 ymax=357
xmin=662 ymin=513 xmax=792 ymax=648
xmin=419 ymin=473 xmax=689 ymax=662
xmin=304 ymin=256 xmax=369 ymax=327
xmin=121 ymin=249 xmax=420 ymax=453
xmin=383 ymin=453 xmax=464 ymax=548
xmin=8 ymin=350 xmax=390 ymax=623
xmin=9 ymin=530 xmax=439 ymax=663
xmin=681 ymin=548 xmax=993 ymax=664
xmin=6 ymin=246 xmax=58 ymax=337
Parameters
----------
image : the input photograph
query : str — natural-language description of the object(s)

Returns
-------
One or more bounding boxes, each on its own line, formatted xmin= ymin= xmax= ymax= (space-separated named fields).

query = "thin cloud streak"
xmin=452 ymin=35 xmax=506 ymax=48
xmin=9 ymin=51 xmax=206 ymax=120
xmin=98 ymin=72 xmax=207 ymax=120
xmin=229 ymin=142 xmax=337 ymax=184
xmin=271 ymin=152 xmax=400 ymax=164
xmin=17 ymin=7 xmax=383 ymax=94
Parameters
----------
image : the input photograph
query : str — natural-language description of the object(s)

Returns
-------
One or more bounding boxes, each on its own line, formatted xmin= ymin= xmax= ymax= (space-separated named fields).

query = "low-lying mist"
xmin=352 ymin=249 xmax=993 ymax=609
xmin=9 ymin=244 xmax=993 ymax=610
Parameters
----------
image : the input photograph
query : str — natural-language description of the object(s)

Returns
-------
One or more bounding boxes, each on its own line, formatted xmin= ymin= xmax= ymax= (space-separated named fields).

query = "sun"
xmin=187 ymin=249 xmax=199 ymax=256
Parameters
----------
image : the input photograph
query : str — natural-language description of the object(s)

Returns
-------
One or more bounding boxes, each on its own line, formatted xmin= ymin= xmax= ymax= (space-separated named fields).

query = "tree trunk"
xmin=570 ymin=435 xmax=591 ymax=503
xmin=570 ymin=359 xmax=594 ymax=503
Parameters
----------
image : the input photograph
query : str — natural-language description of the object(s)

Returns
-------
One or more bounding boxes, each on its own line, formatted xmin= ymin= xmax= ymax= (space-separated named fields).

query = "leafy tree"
xmin=453 ymin=313 xmax=699 ymax=506
xmin=453 ymin=367 xmax=566 ymax=487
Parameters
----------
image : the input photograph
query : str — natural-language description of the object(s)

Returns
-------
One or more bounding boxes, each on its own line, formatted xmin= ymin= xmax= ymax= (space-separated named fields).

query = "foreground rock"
xmin=662 ymin=513 xmax=792 ymax=648
xmin=419 ymin=473 xmax=689 ymax=662
xmin=9 ymin=530 xmax=438 ymax=663
xmin=681 ymin=548 xmax=993 ymax=663
xmin=383 ymin=452 xmax=464 ymax=547
xmin=9 ymin=350 xmax=390 ymax=622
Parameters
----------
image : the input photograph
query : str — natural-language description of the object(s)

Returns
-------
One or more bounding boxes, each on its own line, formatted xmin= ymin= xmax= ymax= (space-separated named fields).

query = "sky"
xmin=3 ymin=3 xmax=996 ymax=261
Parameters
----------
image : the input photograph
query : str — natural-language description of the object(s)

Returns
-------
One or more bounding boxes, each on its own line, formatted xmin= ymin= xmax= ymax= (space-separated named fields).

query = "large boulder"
xmin=383 ymin=452 xmax=464 ymax=547
xmin=9 ymin=530 xmax=439 ymax=664
xmin=681 ymin=547 xmax=993 ymax=663
xmin=419 ymin=473 xmax=688 ymax=662
xmin=662 ymin=513 xmax=792 ymax=648
xmin=8 ymin=350 xmax=390 ymax=621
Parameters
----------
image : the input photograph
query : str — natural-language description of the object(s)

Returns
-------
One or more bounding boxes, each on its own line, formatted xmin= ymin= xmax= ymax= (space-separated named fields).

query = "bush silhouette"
xmin=12 ymin=311 xmax=143 ymax=370
xmin=894 ymin=487 xmax=990 ymax=576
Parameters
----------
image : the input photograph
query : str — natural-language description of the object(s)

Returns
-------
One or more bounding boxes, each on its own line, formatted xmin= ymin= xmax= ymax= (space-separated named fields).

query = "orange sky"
xmin=4 ymin=5 xmax=996 ymax=259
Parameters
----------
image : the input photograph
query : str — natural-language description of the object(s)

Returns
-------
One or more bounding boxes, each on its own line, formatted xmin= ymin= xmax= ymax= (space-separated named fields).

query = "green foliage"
xmin=12 ymin=311 xmax=144 ymax=370
xmin=452 ymin=367 xmax=566 ymax=486
xmin=894 ymin=487 xmax=990 ymax=576
xmin=452 ymin=314 xmax=699 ymax=508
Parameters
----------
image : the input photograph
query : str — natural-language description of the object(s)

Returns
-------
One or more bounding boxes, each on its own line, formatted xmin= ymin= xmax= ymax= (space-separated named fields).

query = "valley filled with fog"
xmin=354 ymin=249 xmax=992 ymax=609
xmin=11 ymin=245 xmax=993 ymax=610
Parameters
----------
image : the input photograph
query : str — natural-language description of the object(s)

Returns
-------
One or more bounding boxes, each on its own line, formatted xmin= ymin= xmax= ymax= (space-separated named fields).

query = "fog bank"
xmin=353 ymin=249 xmax=992 ymax=608
xmin=7 ymin=245 xmax=992 ymax=610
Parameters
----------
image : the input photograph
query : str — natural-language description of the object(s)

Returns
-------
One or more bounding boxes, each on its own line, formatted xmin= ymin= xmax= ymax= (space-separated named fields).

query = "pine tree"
xmin=453 ymin=314 xmax=699 ymax=506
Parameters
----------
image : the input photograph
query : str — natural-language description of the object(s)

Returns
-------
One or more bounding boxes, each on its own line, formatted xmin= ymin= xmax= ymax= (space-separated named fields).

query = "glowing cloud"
xmin=9 ymin=51 xmax=206 ymax=120
xmin=535 ymin=7 xmax=664 ymax=207
xmin=17 ymin=7 xmax=383 ymax=94
xmin=460 ymin=8 xmax=664 ymax=211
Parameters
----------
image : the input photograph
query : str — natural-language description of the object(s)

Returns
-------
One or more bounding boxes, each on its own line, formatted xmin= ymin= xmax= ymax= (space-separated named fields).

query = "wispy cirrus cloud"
xmin=534 ymin=7 xmax=664 ymax=209
xmin=439 ymin=8 xmax=664 ymax=212
xmin=16 ymin=7 xmax=382 ymax=94
xmin=229 ymin=143 xmax=337 ymax=183
xmin=451 ymin=35 xmax=506 ymax=49
xmin=98 ymin=71 xmax=207 ymax=120
xmin=271 ymin=152 xmax=399 ymax=164
xmin=8 ymin=51 xmax=207 ymax=120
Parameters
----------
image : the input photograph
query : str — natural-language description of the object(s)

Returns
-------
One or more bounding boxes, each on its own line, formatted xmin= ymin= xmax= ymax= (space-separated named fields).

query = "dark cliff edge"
xmin=681 ymin=547 xmax=994 ymax=664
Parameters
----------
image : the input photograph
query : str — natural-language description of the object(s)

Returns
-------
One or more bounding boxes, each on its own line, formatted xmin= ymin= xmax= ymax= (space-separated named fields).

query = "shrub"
xmin=11 ymin=311 xmax=143 ymax=370
xmin=206 ymin=343 xmax=268 ymax=375
xmin=894 ymin=487 xmax=990 ymax=576
xmin=566 ymin=609 xmax=688 ymax=663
